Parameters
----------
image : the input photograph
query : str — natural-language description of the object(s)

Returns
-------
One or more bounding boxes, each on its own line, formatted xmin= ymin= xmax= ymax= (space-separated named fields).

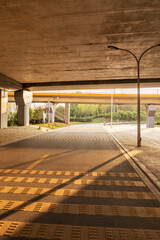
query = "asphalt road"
xmin=0 ymin=125 xmax=160 ymax=240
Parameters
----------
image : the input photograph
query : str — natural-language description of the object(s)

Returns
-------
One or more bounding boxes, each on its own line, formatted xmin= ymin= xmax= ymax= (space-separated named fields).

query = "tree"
xmin=29 ymin=108 xmax=34 ymax=121
xmin=34 ymin=107 xmax=43 ymax=119
xmin=8 ymin=112 xmax=18 ymax=126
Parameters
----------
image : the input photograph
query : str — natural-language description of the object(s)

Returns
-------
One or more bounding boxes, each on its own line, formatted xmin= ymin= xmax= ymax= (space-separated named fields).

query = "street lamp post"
xmin=108 ymin=44 xmax=160 ymax=147
xmin=111 ymin=90 xmax=113 ymax=128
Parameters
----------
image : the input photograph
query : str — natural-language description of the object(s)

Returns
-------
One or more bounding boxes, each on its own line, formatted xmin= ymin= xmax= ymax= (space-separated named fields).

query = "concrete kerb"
xmin=103 ymin=126 xmax=160 ymax=202
xmin=0 ymin=125 xmax=71 ymax=148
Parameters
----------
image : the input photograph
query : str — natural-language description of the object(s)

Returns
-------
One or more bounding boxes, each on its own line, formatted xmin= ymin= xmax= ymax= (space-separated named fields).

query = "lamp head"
xmin=108 ymin=45 xmax=119 ymax=50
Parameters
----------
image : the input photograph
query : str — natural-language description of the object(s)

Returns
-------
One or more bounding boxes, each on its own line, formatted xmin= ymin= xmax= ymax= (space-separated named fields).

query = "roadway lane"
xmin=0 ymin=125 xmax=160 ymax=239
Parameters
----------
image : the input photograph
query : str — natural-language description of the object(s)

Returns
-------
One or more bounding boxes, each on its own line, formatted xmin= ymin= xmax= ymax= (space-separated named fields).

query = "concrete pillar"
xmin=44 ymin=102 xmax=56 ymax=123
xmin=14 ymin=90 xmax=32 ymax=126
xmin=50 ymin=103 xmax=57 ymax=122
xmin=0 ymin=89 xmax=8 ymax=129
xmin=43 ymin=111 xmax=46 ymax=123
xmin=146 ymin=105 xmax=156 ymax=128
xmin=65 ymin=103 xmax=70 ymax=124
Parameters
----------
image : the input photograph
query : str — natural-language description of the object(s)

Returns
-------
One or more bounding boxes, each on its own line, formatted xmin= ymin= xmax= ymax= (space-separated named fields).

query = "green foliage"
xmin=70 ymin=104 xmax=146 ymax=123
xmin=29 ymin=108 xmax=34 ymax=121
xmin=140 ymin=110 xmax=146 ymax=121
xmin=70 ymin=116 xmax=93 ymax=122
xmin=56 ymin=105 xmax=65 ymax=115
xmin=70 ymin=104 xmax=107 ymax=118
xmin=155 ymin=112 xmax=160 ymax=122
xmin=34 ymin=107 xmax=43 ymax=119
xmin=30 ymin=107 xmax=43 ymax=124
xmin=102 ymin=109 xmax=145 ymax=122
xmin=8 ymin=112 xmax=18 ymax=126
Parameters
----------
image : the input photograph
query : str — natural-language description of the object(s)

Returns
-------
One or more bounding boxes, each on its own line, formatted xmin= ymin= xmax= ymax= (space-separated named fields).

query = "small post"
xmin=111 ymin=91 xmax=113 ymax=128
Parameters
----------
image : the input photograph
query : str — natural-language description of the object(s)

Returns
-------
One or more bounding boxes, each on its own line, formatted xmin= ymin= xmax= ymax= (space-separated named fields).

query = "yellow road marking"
xmin=0 ymin=175 xmax=145 ymax=186
xmin=0 ymin=221 xmax=159 ymax=239
xmin=0 ymin=199 xmax=159 ymax=218
xmin=0 ymin=186 xmax=155 ymax=199
xmin=0 ymin=168 xmax=139 ymax=178
xmin=26 ymin=154 xmax=49 ymax=170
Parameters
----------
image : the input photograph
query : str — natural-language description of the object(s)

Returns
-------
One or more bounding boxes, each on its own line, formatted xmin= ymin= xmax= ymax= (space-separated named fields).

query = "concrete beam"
xmin=23 ymin=78 xmax=160 ymax=91
xmin=0 ymin=73 xmax=22 ymax=91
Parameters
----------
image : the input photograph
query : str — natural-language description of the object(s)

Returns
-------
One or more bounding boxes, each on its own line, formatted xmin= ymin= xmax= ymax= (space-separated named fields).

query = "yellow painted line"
xmin=26 ymin=154 xmax=49 ymax=170
xmin=0 ymin=199 xmax=160 ymax=218
xmin=0 ymin=168 xmax=139 ymax=178
xmin=0 ymin=186 xmax=155 ymax=199
xmin=0 ymin=221 xmax=160 ymax=239
xmin=0 ymin=175 xmax=145 ymax=187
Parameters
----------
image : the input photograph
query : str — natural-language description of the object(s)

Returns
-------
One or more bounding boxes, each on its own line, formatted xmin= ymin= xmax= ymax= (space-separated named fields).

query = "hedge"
xmin=70 ymin=116 xmax=93 ymax=122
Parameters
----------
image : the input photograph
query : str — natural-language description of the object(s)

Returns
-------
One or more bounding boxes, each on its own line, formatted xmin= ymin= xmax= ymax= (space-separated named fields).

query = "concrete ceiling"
xmin=0 ymin=0 xmax=160 ymax=91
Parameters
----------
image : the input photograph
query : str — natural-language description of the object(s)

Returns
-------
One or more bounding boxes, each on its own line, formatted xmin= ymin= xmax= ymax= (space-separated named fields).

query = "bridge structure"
xmin=0 ymin=0 xmax=160 ymax=130
xmin=8 ymin=92 xmax=160 ymax=127
xmin=1 ymin=2 xmax=160 ymax=236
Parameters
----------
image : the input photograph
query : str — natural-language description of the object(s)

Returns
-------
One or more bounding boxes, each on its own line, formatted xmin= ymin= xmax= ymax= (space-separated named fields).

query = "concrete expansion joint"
xmin=103 ymin=127 xmax=160 ymax=202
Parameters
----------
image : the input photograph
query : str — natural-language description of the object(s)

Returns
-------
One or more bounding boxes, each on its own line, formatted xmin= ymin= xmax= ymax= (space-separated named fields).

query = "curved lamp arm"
xmin=108 ymin=44 xmax=160 ymax=63
xmin=108 ymin=45 xmax=138 ymax=63
xmin=139 ymin=44 xmax=160 ymax=62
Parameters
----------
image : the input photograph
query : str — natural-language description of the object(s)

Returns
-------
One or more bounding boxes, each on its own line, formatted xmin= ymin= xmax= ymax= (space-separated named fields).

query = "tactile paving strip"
xmin=0 ymin=186 xmax=156 ymax=199
xmin=0 ymin=199 xmax=159 ymax=217
xmin=0 ymin=221 xmax=159 ymax=239
xmin=0 ymin=168 xmax=139 ymax=178
xmin=0 ymin=175 xmax=145 ymax=186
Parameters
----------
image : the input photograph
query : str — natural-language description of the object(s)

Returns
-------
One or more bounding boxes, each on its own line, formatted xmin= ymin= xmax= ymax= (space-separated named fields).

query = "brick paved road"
xmin=0 ymin=125 xmax=159 ymax=239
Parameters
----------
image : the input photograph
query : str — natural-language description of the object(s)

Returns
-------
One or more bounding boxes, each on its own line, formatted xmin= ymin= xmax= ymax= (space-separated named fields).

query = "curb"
xmin=104 ymin=126 xmax=160 ymax=202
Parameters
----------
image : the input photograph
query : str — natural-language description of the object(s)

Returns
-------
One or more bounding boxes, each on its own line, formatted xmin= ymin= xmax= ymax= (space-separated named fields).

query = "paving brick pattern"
xmin=0 ymin=126 xmax=43 ymax=146
xmin=0 ymin=124 xmax=159 ymax=239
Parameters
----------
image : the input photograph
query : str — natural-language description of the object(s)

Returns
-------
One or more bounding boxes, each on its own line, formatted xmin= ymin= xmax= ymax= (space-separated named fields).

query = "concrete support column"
xmin=146 ymin=105 xmax=156 ymax=128
xmin=0 ymin=89 xmax=8 ymax=129
xmin=14 ymin=90 xmax=32 ymax=126
xmin=50 ymin=103 xmax=57 ymax=122
xmin=43 ymin=111 xmax=46 ymax=123
xmin=65 ymin=103 xmax=70 ymax=124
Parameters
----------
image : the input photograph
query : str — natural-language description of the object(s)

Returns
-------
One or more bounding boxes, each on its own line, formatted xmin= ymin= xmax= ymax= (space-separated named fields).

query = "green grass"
xmin=36 ymin=122 xmax=68 ymax=129
xmin=71 ymin=117 xmax=107 ymax=125
xmin=91 ymin=117 xmax=107 ymax=123
xmin=70 ymin=121 xmax=89 ymax=125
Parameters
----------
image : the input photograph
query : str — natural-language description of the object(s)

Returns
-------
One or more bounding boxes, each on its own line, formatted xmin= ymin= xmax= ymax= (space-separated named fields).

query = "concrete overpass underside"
xmin=0 ymin=0 xmax=160 ymax=91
